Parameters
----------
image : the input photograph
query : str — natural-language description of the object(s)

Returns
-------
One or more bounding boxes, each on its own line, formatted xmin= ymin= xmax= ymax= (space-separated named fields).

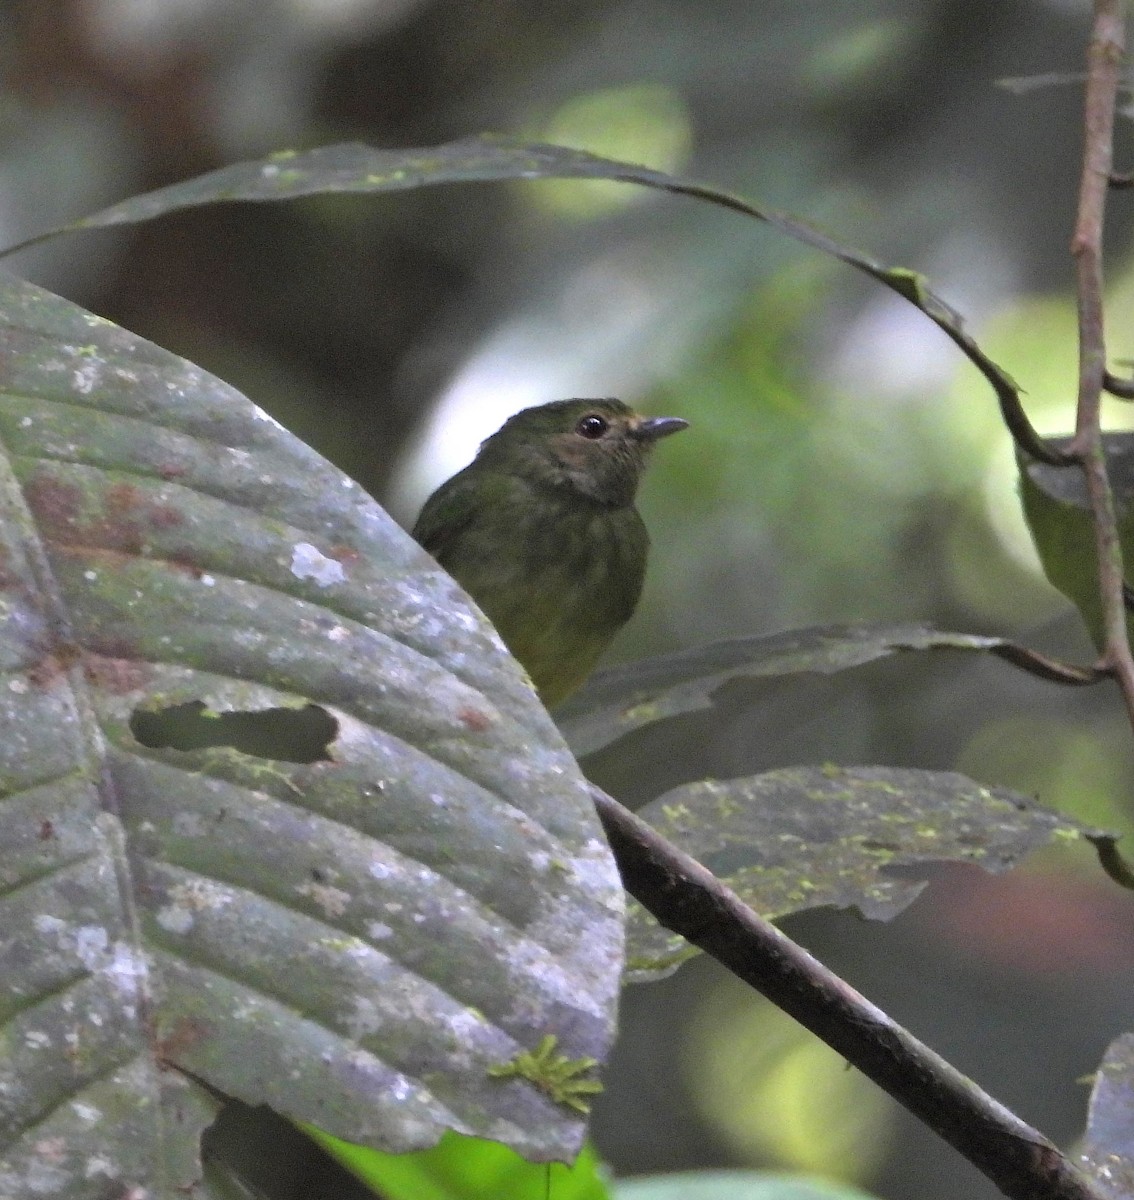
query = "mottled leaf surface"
xmin=1080 ymin=1033 xmax=1134 ymax=1200
xmin=8 ymin=136 xmax=1042 ymax=464
xmin=625 ymin=765 xmax=1094 ymax=980
xmin=557 ymin=624 xmax=1041 ymax=757
xmin=0 ymin=272 xmax=624 ymax=1196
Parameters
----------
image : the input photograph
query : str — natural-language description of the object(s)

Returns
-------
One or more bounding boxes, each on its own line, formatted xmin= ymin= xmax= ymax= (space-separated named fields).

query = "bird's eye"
xmin=575 ymin=414 xmax=609 ymax=439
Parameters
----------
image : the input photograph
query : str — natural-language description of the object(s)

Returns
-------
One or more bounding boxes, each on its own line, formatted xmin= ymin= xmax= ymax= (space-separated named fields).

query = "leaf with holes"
xmin=623 ymin=765 xmax=1098 ymax=980
xmin=0 ymin=272 xmax=624 ymax=1196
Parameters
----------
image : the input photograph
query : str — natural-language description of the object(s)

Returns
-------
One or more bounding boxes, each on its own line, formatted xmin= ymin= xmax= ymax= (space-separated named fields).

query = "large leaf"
xmin=554 ymin=624 xmax=1098 ymax=757
xmin=624 ymin=765 xmax=1097 ymax=979
xmin=1080 ymin=1033 xmax=1134 ymax=1200
xmin=5 ymin=136 xmax=1051 ymax=466
xmin=0 ymin=271 xmax=624 ymax=1195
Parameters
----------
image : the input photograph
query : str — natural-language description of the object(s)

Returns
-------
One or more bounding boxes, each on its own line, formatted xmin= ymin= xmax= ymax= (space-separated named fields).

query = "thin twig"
xmin=592 ymin=787 xmax=1111 ymax=1200
xmin=1103 ymin=369 xmax=1134 ymax=398
xmin=1067 ymin=2 xmax=1134 ymax=729
xmin=1090 ymin=834 xmax=1134 ymax=890
xmin=987 ymin=641 xmax=1108 ymax=685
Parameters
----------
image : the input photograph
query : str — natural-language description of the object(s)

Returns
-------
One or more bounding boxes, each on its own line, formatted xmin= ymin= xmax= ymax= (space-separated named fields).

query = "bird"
xmin=412 ymin=398 xmax=688 ymax=707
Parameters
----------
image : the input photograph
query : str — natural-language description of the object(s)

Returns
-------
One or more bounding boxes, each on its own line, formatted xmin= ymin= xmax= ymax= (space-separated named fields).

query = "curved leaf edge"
xmin=2 ymin=134 xmax=1053 ymax=464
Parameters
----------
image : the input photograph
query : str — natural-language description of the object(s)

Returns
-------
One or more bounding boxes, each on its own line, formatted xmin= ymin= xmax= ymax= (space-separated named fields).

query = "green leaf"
xmin=1018 ymin=432 xmax=1134 ymax=651
xmin=0 ymin=272 xmax=624 ymax=1194
xmin=5 ymin=135 xmax=1041 ymax=462
xmin=624 ymin=765 xmax=1099 ymax=979
xmin=613 ymin=1171 xmax=882 ymax=1200
xmin=555 ymin=623 xmax=1086 ymax=757
xmin=1080 ymin=1033 xmax=1134 ymax=1200
xmin=306 ymin=1127 xmax=611 ymax=1200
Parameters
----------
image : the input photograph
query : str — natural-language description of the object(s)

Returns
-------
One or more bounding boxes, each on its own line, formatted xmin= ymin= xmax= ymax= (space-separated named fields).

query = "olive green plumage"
xmin=413 ymin=398 xmax=687 ymax=707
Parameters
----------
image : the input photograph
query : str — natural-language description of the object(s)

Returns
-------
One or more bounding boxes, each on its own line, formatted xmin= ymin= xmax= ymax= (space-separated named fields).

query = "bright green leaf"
xmin=306 ymin=1127 xmax=612 ymax=1200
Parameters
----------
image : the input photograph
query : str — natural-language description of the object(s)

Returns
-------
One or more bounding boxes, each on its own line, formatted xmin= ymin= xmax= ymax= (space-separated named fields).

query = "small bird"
xmin=413 ymin=398 xmax=688 ymax=707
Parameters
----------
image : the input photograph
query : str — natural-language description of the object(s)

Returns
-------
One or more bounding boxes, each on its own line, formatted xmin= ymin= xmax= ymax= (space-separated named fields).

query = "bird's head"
xmin=477 ymin=398 xmax=688 ymax=506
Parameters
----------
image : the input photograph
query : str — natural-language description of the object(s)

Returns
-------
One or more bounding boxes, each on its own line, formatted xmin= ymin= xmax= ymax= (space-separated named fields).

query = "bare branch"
xmin=1103 ymin=369 xmax=1134 ymax=398
xmin=988 ymin=642 xmax=1108 ymax=685
xmin=1090 ymin=834 xmax=1134 ymax=890
xmin=593 ymin=787 xmax=1111 ymax=1200
xmin=1066 ymin=2 xmax=1134 ymax=729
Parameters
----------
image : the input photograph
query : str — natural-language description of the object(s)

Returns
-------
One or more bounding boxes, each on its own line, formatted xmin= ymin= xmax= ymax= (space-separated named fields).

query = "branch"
xmin=1103 ymin=369 xmax=1134 ymax=399
xmin=1067 ymin=2 xmax=1134 ymax=728
xmin=1091 ymin=833 xmax=1134 ymax=890
xmin=987 ymin=641 xmax=1107 ymax=685
xmin=592 ymin=787 xmax=1110 ymax=1200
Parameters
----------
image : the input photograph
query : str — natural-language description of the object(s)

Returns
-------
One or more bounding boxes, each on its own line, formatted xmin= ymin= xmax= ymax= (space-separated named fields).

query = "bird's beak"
xmin=632 ymin=416 xmax=689 ymax=442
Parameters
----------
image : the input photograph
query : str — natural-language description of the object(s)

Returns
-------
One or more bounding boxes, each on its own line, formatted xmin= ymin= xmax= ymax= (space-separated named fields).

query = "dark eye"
xmin=575 ymin=414 xmax=609 ymax=439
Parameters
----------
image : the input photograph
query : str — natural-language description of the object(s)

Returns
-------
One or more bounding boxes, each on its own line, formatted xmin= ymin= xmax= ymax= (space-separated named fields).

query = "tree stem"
xmin=1068 ymin=1 xmax=1134 ymax=726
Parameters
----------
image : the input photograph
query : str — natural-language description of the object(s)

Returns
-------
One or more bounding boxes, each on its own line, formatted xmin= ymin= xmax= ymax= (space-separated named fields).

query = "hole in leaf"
xmin=130 ymin=701 xmax=337 ymax=763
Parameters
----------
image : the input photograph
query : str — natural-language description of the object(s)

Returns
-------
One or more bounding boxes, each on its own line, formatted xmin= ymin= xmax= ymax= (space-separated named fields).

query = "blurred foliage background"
xmin=6 ymin=1 xmax=1134 ymax=1197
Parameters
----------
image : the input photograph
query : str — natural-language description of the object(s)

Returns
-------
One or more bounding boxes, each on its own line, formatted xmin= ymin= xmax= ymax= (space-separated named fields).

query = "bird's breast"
xmin=478 ymin=499 xmax=649 ymax=705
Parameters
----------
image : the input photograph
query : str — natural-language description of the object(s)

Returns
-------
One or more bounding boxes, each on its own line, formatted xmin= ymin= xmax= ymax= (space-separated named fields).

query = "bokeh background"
xmin=5 ymin=1 xmax=1134 ymax=1197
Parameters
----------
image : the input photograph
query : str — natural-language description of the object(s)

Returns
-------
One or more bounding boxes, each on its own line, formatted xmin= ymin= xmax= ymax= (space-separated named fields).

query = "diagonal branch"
xmin=592 ymin=787 xmax=1110 ymax=1200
